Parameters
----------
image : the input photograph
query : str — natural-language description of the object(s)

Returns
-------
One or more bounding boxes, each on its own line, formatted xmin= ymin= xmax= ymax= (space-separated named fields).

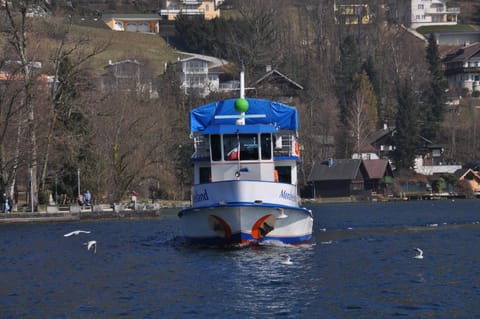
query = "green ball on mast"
xmin=234 ymin=98 xmax=249 ymax=113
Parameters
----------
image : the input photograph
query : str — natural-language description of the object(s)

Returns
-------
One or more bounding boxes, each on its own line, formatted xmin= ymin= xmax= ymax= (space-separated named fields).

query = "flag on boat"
xmin=227 ymin=146 xmax=239 ymax=160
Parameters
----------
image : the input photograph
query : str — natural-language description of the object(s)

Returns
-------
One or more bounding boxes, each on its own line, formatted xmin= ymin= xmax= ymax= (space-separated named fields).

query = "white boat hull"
xmin=178 ymin=204 xmax=313 ymax=245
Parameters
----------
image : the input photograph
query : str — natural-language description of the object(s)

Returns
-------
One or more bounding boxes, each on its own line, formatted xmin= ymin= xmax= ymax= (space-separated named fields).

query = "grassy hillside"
xmin=65 ymin=23 xmax=183 ymax=75
xmin=1 ymin=17 xmax=183 ymax=76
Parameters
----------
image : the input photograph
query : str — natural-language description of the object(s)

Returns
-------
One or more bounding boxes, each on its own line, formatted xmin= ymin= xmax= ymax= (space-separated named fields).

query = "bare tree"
xmin=2 ymin=1 xmax=40 ymax=210
xmin=39 ymin=17 xmax=109 ymax=193
xmin=348 ymin=71 xmax=377 ymax=155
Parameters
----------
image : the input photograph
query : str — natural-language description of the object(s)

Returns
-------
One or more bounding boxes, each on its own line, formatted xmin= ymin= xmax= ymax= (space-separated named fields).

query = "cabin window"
xmin=275 ymin=166 xmax=292 ymax=183
xmin=199 ymin=167 xmax=211 ymax=183
xmin=210 ymin=135 xmax=222 ymax=161
xmin=261 ymin=133 xmax=272 ymax=160
xmin=239 ymin=134 xmax=259 ymax=160
xmin=223 ymin=134 xmax=260 ymax=161
xmin=223 ymin=134 xmax=239 ymax=161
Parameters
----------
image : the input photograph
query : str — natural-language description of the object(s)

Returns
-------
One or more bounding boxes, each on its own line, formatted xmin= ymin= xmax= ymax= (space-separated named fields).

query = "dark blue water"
xmin=1 ymin=200 xmax=480 ymax=318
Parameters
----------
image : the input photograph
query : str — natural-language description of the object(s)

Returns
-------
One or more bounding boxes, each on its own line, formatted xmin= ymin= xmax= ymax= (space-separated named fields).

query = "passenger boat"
xmin=178 ymin=72 xmax=313 ymax=245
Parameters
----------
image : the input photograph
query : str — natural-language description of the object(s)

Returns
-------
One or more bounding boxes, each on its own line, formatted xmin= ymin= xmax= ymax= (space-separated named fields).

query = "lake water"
xmin=1 ymin=199 xmax=480 ymax=318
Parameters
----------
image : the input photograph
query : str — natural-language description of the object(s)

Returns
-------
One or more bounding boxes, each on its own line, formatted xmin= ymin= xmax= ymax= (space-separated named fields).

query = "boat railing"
xmin=274 ymin=133 xmax=298 ymax=158
xmin=193 ymin=135 xmax=210 ymax=159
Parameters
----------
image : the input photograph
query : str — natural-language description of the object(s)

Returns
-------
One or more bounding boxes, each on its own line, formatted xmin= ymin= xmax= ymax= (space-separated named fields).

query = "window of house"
xmin=432 ymin=149 xmax=441 ymax=157
xmin=418 ymin=4 xmax=424 ymax=9
xmin=114 ymin=21 xmax=124 ymax=31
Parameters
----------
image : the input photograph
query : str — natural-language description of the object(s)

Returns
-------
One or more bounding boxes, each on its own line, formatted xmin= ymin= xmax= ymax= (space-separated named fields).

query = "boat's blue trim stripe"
xmin=183 ymin=233 xmax=313 ymax=245
xmin=191 ymin=156 xmax=299 ymax=162
xmin=203 ymin=124 xmax=278 ymax=134
xmin=274 ymin=156 xmax=299 ymax=161
xmin=179 ymin=202 xmax=312 ymax=216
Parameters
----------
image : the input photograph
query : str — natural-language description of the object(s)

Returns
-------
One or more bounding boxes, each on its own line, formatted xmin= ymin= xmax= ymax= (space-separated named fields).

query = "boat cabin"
xmin=189 ymin=98 xmax=301 ymax=188
xmin=192 ymin=129 xmax=299 ymax=186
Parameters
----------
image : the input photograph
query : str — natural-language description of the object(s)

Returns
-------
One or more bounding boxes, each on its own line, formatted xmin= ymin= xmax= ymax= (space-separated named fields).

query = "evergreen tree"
xmin=392 ymin=80 xmax=420 ymax=170
xmin=422 ymin=33 xmax=447 ymax=141
xmin=334 ymin=35 xmax=362 ymax=157
xmin=362 ymin=55 xmax=381 ymax=127
xmin=335 ymin=35 xmax=362 ymax=124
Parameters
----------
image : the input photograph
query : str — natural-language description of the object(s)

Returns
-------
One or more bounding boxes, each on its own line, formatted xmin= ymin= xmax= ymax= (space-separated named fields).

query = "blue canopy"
xmin=190 ymin=98 xmax=299 ymax=134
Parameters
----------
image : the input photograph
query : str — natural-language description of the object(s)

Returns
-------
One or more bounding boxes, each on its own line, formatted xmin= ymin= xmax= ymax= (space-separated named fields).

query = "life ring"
xmin=295 ymin=142 xmax=300 ymax=157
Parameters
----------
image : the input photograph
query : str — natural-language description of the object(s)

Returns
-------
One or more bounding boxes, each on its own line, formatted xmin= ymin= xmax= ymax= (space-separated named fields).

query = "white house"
xmin=443 ymin=42 xmax=480 ymax=94
xmin=411 ymin=0 xmax=460 ymax=29
xmin=177 ymin=54 xmax=228 ymax=97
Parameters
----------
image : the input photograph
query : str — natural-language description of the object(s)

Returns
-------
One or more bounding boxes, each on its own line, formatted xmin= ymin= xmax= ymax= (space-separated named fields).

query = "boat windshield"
xmin=221 ymin=133 xmax=272 ymax=161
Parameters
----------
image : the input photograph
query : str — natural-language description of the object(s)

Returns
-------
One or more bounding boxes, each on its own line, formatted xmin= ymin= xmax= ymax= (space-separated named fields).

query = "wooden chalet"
xmin=308 ymin=159 xmax=367 ymax=198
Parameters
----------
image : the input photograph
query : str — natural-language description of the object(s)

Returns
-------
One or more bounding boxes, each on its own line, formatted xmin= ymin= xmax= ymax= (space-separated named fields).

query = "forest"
xmin=0 ymin=0 xmax=479 ymax=209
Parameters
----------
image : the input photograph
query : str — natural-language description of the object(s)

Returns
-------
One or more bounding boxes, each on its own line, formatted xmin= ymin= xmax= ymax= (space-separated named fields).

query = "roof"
xmin=363 ymin=159 xmax=391 ymax=179
xmin=442 ymin=42 xmax=480 ymax=63
xmin=179 ymin=53 xmax=229 ymax=69
xmin=190 ymin=98 xmax=299 ymax=134
xmin=104 ymin=59 xmax=141 ymax=68
xmin=454 ymin=168 xmax=480 ymax=180
xmin=254 ymin=69 xmax=304 ymax=90
xmin=366 ymin=126 xmax=396 ymax=145
xmin=308 ymin=159 xmax=363 ymax=181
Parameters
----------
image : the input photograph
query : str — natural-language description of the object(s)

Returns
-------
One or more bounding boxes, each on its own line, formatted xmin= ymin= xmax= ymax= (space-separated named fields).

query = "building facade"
xmin=102 ymin=14 xmax=160 ymax=33
xmin=411 ymin=0 xmax=460 ymax=29
xmin=443 ymin=42 xmax=480 ymax=94
xmin=160 ymin=0 xmax=221 ymax=21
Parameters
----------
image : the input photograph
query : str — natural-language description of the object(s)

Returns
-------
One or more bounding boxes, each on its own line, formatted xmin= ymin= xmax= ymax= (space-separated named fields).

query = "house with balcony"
xmin=177 ymin=55 xmax=228 ymax=97
xmin=411 ymin=0 xmax=460 ymax=29
xmin=442 ymin=42 xmax=480 ymax=94
xmin=159 ymin=0 xmax=221 ymax=21
xmin=99 ymin=59 xmax=158 ymax=98
xmin=102 ymin=14 xmax=160 ymax=33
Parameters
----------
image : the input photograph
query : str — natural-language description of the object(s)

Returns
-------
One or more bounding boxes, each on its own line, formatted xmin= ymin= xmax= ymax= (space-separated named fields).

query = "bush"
xmin=38 ymin=191 xmax=50 ymax=205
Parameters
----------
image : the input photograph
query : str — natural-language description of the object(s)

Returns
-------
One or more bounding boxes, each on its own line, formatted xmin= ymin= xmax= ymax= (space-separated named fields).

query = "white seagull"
xmin=280 ymin=254 xmax=293 ymax=265
xmin=84 ymin=240 xmax=97 ymax=253
xmin=64 ymin=230 xmax=91 ymax=237
xmin=413 ymin=248 xmax=424 ymax=259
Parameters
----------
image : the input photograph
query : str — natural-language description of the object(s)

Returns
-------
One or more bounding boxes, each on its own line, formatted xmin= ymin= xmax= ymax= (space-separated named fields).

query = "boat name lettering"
xmin=280 ymin=189 xmax=296 ymax=201
xmin=194 ymin=189 xmax=209 ymax=202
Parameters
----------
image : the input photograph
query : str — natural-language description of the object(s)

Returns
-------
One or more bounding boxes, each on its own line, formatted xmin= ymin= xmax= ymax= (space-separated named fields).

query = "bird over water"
xmin=84 ymin=240 xmax=97 ymax=253
xmin=413 ymin=248 xmax=424 ymax=259
xmin=64 ymin=230 xmax=91 ymax=237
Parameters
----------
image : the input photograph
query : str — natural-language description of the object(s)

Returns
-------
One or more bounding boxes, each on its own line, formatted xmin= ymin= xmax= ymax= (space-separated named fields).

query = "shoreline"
xmin=0 ymin=205 xmax=184 ymax=225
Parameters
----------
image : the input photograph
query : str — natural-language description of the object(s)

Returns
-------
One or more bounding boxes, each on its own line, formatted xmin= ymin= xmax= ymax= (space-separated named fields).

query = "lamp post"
xmin=77 ymin=168 xmax=81 ymax=198
xmin=474 ymin=106 xmax=480 ymax=159
xmin=30 ymin=167 xmax=34 ymax=213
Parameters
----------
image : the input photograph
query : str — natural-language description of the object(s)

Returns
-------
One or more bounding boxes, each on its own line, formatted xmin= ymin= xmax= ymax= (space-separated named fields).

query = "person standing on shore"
xmin=2 ymin=193 xmax=8 ymax=213
xmin=130 ymin=191 xmax=138 ymax=209
xmin=7 ymin=196 xmax=12 ymax=212
xmin=84 ymin=190 xmax=92 ymax=206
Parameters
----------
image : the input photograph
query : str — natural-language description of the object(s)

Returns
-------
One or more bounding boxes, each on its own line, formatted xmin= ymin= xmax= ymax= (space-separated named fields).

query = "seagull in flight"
xmin=64 ymin=230 xmax=91 ymax=237
xmin=280 ymin=254 xmax=293 ymax=265
xmin=413 ymin=248 xmax=424 ymax=259
xmin=84 ymin=240 xmax=97 ymax=253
